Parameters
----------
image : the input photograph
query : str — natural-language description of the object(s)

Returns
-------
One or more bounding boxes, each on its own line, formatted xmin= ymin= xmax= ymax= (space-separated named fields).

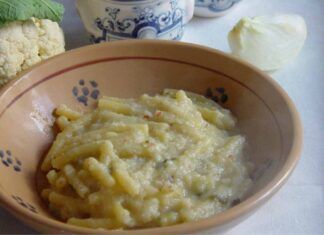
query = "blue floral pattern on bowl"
xmin=0 ymin=149 xmax=22 ymax=172
xmin=72 ymin=80 xmax=100 ymax=106
xmin=205 ymin=87 xmax=228 ymax=104
xmin=195 ymin=0 xmax=241 ymax=12
xmin=195 ymin=0 xmax=241 ymax=17
xmin=12 ymin=195 xmax=37 ymax=213
xmin=91 ymin=0 xmax=184 ymax=43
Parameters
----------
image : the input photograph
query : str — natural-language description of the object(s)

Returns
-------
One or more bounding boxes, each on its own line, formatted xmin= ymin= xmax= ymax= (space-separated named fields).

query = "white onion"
xmin=228 ymin=14 xmax=307 ymax=71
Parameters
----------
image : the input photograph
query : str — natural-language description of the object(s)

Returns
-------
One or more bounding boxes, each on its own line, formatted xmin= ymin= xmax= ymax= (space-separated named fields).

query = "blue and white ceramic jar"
xmin=76 ymin=0 xmax=195 ymax=43
xmin=194 ymin=0 xmax=242 ymax=17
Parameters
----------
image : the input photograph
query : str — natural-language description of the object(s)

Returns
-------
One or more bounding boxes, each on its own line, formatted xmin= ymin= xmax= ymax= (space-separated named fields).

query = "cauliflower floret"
xmin=0 ymin=17 xmax=65 ymax=86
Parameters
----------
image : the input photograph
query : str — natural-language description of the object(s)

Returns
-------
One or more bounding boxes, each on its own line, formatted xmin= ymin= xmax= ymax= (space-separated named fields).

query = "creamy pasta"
xmin=41 ymin=89 xmax=252 ymax=229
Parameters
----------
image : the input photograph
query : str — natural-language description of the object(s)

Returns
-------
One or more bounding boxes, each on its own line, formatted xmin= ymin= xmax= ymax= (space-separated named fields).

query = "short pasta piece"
xmin=67 ymin=218 xmax=114 ymax=229
xmin=55 ymin=104 xmax=82 ymax=120
xmin=111 ymin=159 xmax=140 ymax=197
xmin=83 ymin=157 xmax=115 ymax=187
xmin=56 ymin=115 xmax=70 ymax=131
xmin=63 ymin=165 xmax=89 ymax=198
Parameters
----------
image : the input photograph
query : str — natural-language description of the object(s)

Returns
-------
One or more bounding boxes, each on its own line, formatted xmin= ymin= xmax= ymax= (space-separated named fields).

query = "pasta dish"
xmin=40 ymin=89 xmax=252 ymax=229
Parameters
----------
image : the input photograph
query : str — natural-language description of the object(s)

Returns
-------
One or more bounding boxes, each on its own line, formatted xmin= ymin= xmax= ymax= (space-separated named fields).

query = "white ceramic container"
xmin=76 ymin=0 xmax=195 ymax=42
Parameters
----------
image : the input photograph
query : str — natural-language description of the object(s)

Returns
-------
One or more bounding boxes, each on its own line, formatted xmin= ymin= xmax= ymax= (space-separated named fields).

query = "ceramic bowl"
xmin=0 ymin=40 xmax=302 ymax=234
xmin=76 ymin=0 xmax=195 ymax=43
xmin=194 ymin=0 xmax=242 ymax=17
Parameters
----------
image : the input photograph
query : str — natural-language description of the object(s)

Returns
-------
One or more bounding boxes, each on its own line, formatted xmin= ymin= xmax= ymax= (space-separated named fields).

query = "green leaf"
xmin=31 ymin=0 xmax=65 ymax=23
xmin=0 ymin=0 xmax=35 ymax=25
xmin=0 ymin=0 xmax=64 ymax=27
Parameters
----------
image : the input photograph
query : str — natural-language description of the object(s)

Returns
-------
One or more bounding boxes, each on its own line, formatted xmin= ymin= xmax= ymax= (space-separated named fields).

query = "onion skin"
xmin=228 ymin=14 xmax=307 ymax=71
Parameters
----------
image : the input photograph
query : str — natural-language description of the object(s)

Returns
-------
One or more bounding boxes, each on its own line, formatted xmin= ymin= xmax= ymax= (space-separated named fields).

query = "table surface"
xmin=1 ymin=0 xmax=323 ymax=234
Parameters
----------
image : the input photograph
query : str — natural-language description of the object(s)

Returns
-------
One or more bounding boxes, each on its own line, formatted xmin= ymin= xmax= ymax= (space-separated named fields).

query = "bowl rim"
xmin=0 ymin=40 xmax=303 ymax=234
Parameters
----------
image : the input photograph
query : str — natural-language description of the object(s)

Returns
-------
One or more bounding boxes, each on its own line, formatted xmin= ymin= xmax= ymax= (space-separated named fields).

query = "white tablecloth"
xmin=1 ymin=0 xmax=323 ymax=234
